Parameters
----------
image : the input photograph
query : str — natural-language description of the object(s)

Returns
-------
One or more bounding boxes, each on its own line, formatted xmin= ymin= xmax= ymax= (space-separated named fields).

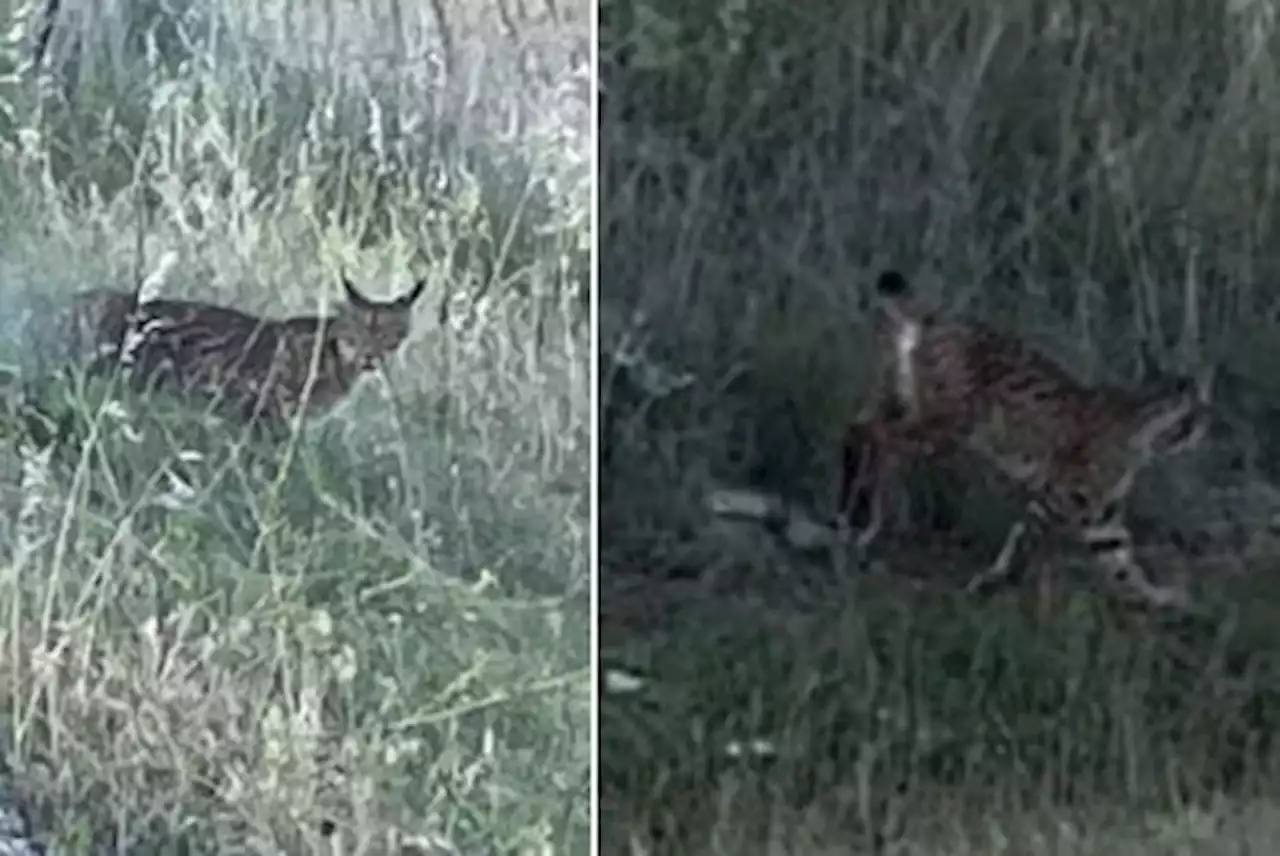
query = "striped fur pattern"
xmin=55 ymin=276 xmax=426 ymax=425
xmin=841 ymin=270 xmax=1213 ymax=608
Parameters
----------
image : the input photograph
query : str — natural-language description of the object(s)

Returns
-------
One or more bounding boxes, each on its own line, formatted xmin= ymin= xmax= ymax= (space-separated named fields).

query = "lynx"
xmin=840 ymin=270 xmax=1213 ymax=609
xmin=53 ymin=275 xmax=426 ymax=425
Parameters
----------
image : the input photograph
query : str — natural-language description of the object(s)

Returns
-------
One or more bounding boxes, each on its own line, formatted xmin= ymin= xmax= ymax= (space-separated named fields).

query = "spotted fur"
xmin=54 ymin=276 xmax=426 ymax=426
xmin=841 ymin=270 xmax=1213 ymax=608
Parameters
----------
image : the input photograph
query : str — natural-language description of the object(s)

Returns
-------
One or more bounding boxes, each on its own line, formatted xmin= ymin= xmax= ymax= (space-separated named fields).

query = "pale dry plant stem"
xmin=7 ymin=441 xmax=54 ymax=757
xmin=250 ymin=308 xmax=340 ymax=584
xmin=20 ymin=394 xmax=133 ymax=758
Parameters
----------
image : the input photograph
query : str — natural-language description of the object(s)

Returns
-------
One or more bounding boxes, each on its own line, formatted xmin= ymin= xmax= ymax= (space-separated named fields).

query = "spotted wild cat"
xmin=840 ymin=270 xmax=1213 ymax=608
xmin=51 ymin=275 xmax=426 ymax=426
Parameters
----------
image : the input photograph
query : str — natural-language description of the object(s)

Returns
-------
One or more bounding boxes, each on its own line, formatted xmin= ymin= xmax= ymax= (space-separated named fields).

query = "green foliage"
xmin=603 ymin=576 xmax=1280 ymax=852
xmin=0 ymin=0 xmax=589 ymax=852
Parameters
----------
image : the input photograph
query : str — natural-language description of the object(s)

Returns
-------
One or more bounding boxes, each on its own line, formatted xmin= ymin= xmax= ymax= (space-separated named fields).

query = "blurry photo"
xmin=599 ymin=1 xmax=1280 ymax=853
xmin=0 ymin=0 xmax=590 ymax=851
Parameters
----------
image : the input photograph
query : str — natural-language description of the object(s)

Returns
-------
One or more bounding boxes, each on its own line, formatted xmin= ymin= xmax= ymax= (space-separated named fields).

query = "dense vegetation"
xmin=601 ymin=0 xmax=1280 ymax=852
xmin=0 ymin=0 xmax=590 ymax=852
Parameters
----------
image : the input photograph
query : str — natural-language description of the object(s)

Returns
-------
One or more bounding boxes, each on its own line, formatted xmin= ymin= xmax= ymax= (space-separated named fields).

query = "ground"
xmin=600 ymin=497 xmax=1280 ymax=854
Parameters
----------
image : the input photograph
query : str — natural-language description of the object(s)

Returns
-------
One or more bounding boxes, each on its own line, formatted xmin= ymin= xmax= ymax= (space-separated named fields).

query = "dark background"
xmin=599 ymin=0 xmax=1280 ymax=852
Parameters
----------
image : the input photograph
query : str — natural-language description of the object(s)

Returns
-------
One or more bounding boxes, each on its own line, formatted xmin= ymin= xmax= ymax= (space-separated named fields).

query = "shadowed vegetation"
xmin=601 ymin=0 xmax=1280 ymax=852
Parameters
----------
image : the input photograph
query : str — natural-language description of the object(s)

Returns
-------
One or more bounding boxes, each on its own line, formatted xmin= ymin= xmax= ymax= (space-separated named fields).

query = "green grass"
xmin=599 ymin=560 xmax=1280 ymax=849
xmin=601 ymin=0 xmax=1280 ymax=851
xmin=0 ymin=0 xmax=589 ymax=852
xmin=601 ymin=561 xmax=1280 ymax=854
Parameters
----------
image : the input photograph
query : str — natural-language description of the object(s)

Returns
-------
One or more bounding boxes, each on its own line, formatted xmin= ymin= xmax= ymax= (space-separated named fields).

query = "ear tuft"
xmin=876 ymin=270 xmax=910 ymax=297
xmin=398 ymin=278 xmax=427 ymax=307
xmin=341 ymin=273 xmax=376 ymax=309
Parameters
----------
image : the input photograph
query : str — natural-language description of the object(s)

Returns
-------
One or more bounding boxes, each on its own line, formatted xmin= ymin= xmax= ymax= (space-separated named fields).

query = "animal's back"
xmin=124 ymin=299 xmax=267 ymax=384
xmin=886 ymin=315 xmax=1068 ymax=463
xmin=870 ymin=272 xmax=1209 ymax=498
xmin=124 ymin=299 xmax=349 ymax=420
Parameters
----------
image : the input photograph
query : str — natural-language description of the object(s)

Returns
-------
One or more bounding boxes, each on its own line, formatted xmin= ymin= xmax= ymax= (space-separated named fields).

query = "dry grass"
xmin=601 ymin=0 xmax=1280 ymax=852
xmin=0 ymin=0 xmax=590 ymax=852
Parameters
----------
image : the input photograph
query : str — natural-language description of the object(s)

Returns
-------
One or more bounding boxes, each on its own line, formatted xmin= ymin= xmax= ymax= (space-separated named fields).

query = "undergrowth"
xmin=0 ymin=0 xmax=590 ymax=852
xmin=602 ymin=0 xmax=1280 ymax=852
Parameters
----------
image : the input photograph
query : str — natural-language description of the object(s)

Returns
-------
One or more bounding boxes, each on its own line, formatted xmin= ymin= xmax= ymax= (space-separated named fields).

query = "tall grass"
xmin=0 ymin=0 xmax=590 ymax=852
xmin=601 ymin=0 xmax=1280 ymax=852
